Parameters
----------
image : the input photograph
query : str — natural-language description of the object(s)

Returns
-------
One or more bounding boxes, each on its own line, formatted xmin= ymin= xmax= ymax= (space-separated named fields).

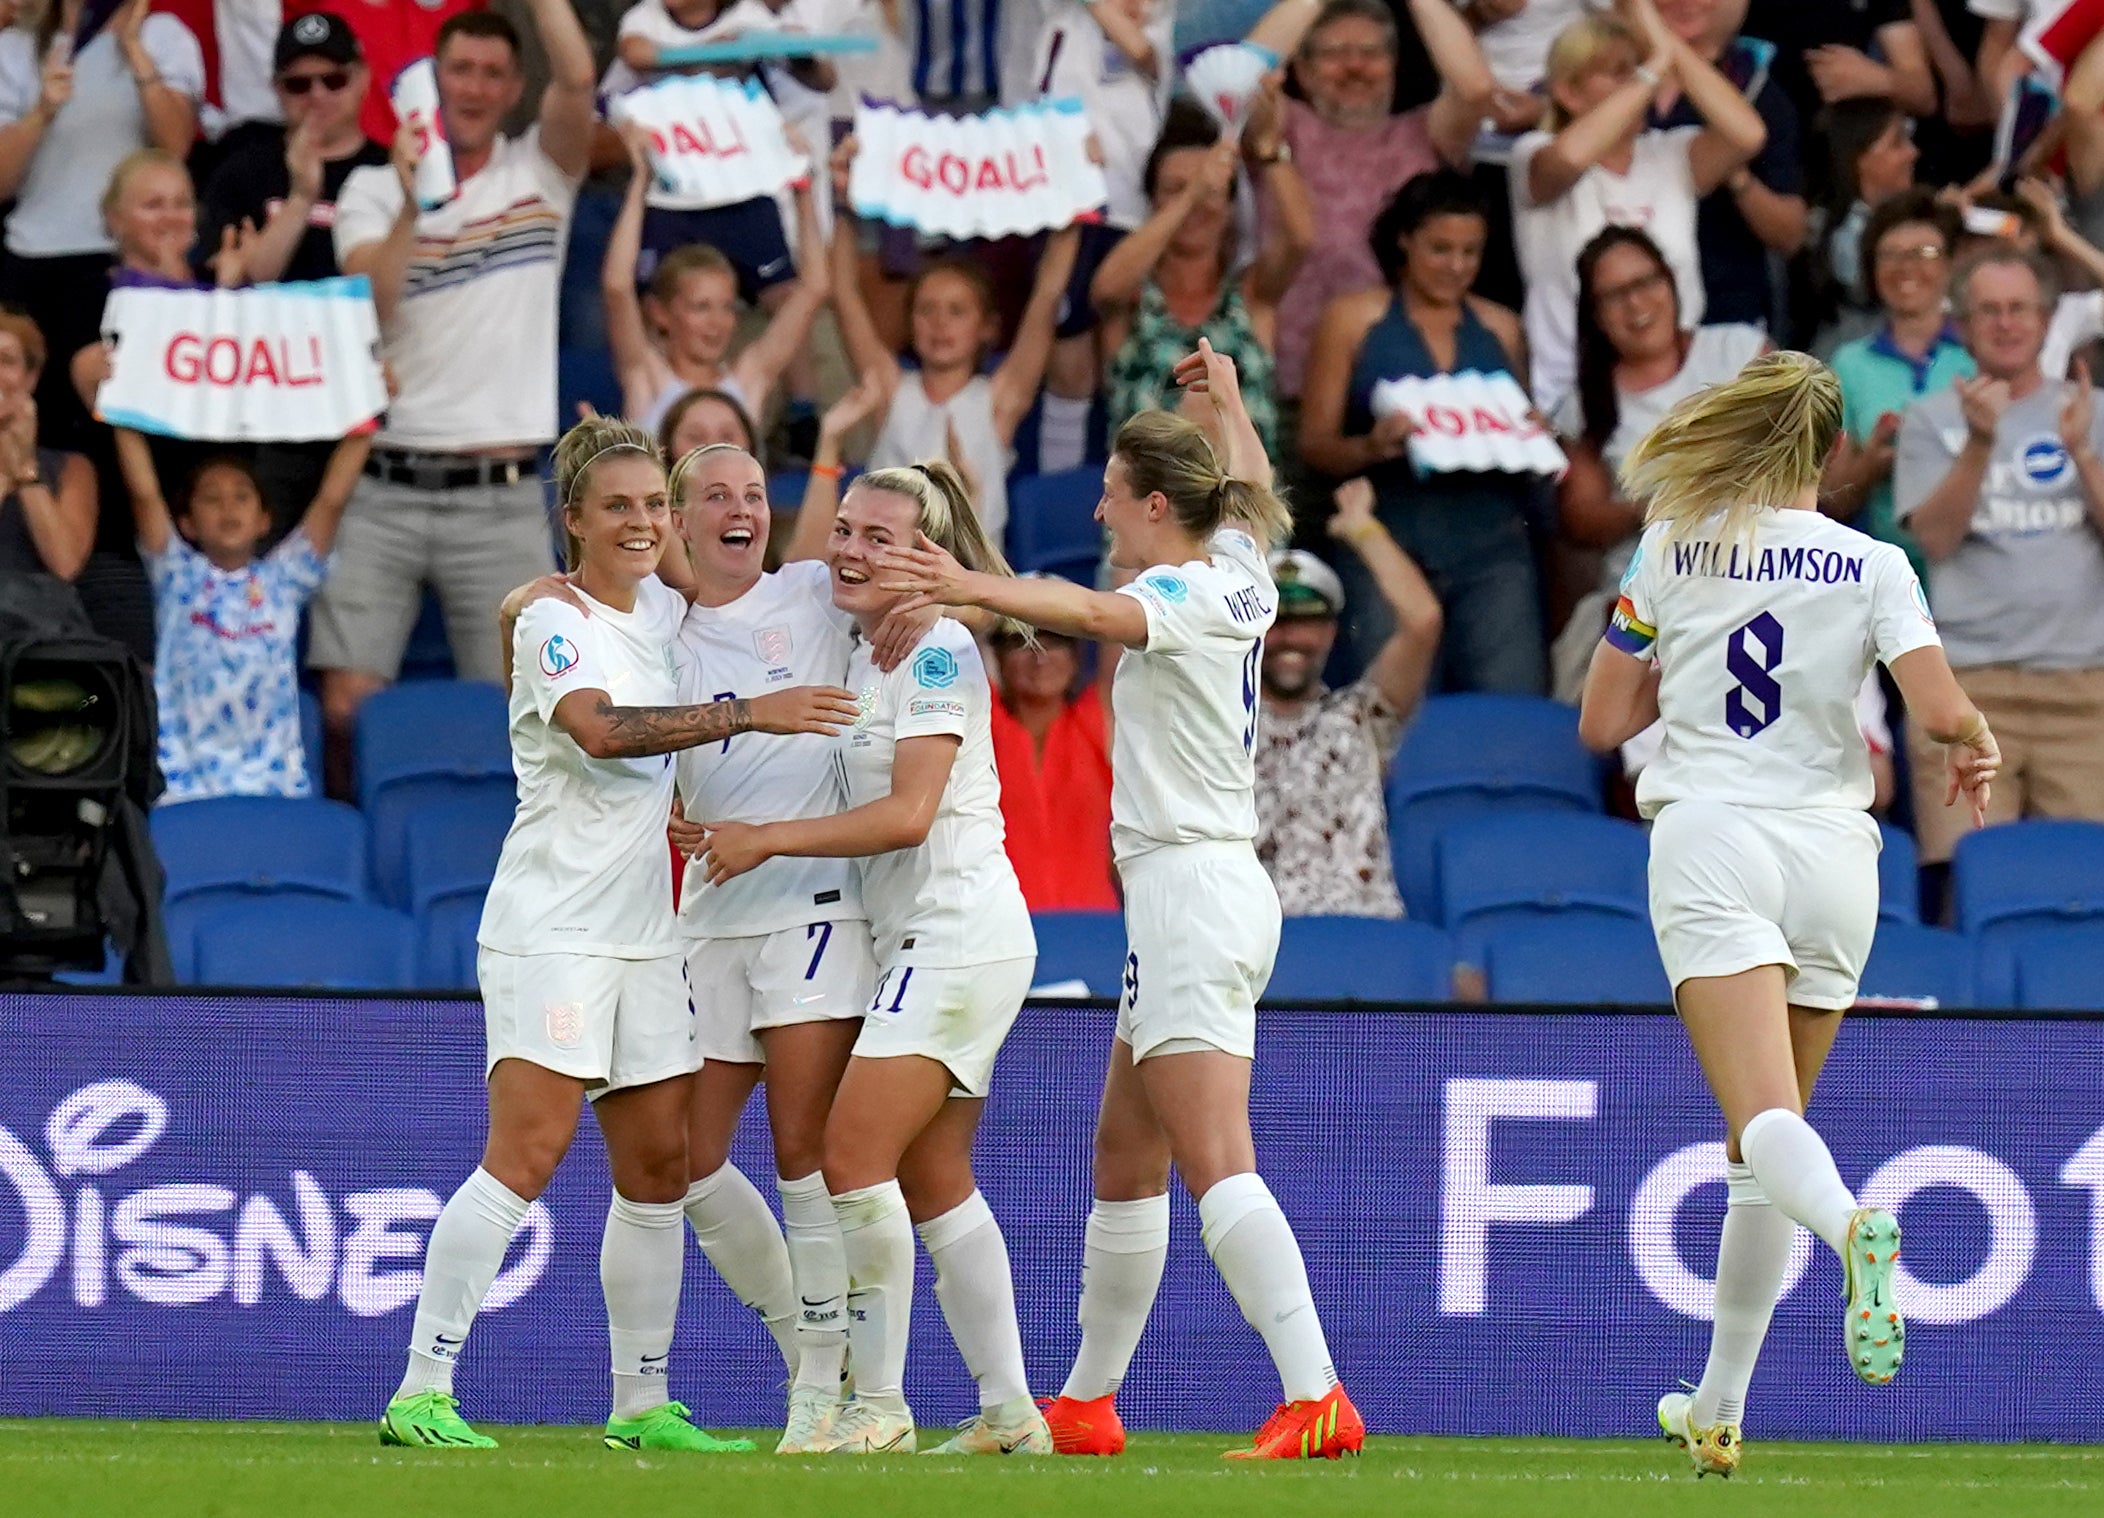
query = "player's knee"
xmin=611 ymin=1142 xmax=690 ymax=1204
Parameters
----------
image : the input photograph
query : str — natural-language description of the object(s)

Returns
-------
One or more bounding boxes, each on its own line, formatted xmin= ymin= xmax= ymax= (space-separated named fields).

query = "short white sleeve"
xmin=515 ymin=601 xmax=611 ymax=723
xmin=1604 ymin=529 xmax=1661 ymax=658
xmin=1966 ymin=0 xmax=2023 ymax=18
xmin=896 ymin=633 xmax=977 ymax=740
xmin=0 ymin=33 xmax=35 ymax=123
xmin=142 ymin=13 xmax=206 ymax=101
xmin=619 ymin=0 xmax=676 ymax=40
xmin=333 ymin=163 xmax=404 ymax=264
xmin=1868 ymin=544 xmax=1942 ymax=667
xmin=1119 ymin=565 xmax=1230 ymax=655
xmin=1509 ymin=129 xmax=1551 ymax=207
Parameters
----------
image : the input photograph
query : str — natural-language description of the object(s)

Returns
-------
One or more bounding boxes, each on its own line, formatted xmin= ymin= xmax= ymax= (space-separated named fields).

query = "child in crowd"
xmin=1031 ymin=0 xmax=1177 ymax=472
xmin=828 ymin=142 xmax=1080 ymax=541
xmin=115 ymin=428 xmax=368 ymax=805
xmin=604 ymin=123 xmax=830 ymax=433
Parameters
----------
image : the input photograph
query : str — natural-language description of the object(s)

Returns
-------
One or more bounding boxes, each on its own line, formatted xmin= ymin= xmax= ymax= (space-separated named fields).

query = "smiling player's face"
xmin=678 ymin=450 xmax=769 ymax=589
xmin=568 ymin=454 xmax=671 ymax=586
xmin=829 ymin=485 xmax=920 ymax=619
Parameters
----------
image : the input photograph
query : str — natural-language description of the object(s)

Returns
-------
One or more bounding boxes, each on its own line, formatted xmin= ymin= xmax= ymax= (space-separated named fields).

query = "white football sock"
xmin=1198 ymin=1173 xmax=1337 ymax=1404
xmin=778 ymin=1171 xmax=849 ymax=1393
xmin=917 ymin=1191 xmax=1031 ymax=1409
xmin=1038 ymin=393 xmax=1092 ymax=474
xmin=1739 ymin=1108 xmax=1858 ymax=1256
xmin=1691 ymin=1163 xmax=1794 ymax=1428
xmin=684 ymin=1163 xmax=798 ymax=1374
xmin=602 ymin=1191 xmax=685 ymax=1421
xmin=396 ymin=1168 xmax=529 ymax=1399
xmin=1059 ymin=1194 xmax=1169 ymax=1401
xmin=834 ymin=1180 xmax=914 ymax=1410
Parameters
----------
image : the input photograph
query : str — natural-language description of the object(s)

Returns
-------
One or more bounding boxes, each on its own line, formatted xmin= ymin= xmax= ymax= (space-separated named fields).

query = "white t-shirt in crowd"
xmin=1478 ymin=0 xmax=1586 ymax=92
xmin=0 ymin=18 xmax=205 ymax=257
xmin=335 ymin=128 xmax=579 ymax=451
xmin=1511 ymin=125 xmax=1706 ymax=413
xmin=1031 ymin=0 xmax=1175 ymax=229
xmin=1606 ymin=511 xmax=1941 ymax=817
xmin=674 ymin=560 xmax=865 ymax=939
xmin=480 ymin=578 xmax=689 ymax=959
xmin=213 ymin=0 xmax=283 ymax=131
xmin=1109 ymin=527 xmax=1277 ymax=864
xmin=869 ymin=374 xmax=1010 ymax=542
xmin=601 ymin=0 xmax=776 ymax=94
xmin=839 ymin=617 xmax=1035 ymax=967
xmin=1551 ymin=322 xmax=1770 ymax=471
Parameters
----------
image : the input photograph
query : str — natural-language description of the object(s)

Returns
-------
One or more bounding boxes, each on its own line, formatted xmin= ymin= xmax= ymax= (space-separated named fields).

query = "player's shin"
xmin=602 ymin=1192 xmax=685 ymax=1421
xmin=1060 ymin=1195 xmax=1170 ymax=1402
xmin=685 ymin=1161 xmax=799 ymax=1373
xmin=780 ymin=1171 xmax=850 ymax=1393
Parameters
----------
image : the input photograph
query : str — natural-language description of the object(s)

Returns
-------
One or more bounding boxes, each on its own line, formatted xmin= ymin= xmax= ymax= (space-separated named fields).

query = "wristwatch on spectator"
xmin=1251 ymin=141 xmax=1293 ymax=167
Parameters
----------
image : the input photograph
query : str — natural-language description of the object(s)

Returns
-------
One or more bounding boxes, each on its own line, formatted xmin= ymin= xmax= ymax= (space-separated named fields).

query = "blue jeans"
xmin=1335 ymin=526 xmax=1547 ymax=697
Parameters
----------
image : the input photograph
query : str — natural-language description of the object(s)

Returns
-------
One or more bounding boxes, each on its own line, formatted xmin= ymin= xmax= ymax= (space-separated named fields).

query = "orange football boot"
xmin=1222 ymin=1385 xmax=1365 ymax=1461
xmin=1037 ymin=1393 xmax=1126 ymax=1455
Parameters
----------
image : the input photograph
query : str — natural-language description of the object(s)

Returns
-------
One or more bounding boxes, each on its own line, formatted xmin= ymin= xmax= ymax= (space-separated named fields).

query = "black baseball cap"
xmin=275 ymin=11 xmax=362 ymax=72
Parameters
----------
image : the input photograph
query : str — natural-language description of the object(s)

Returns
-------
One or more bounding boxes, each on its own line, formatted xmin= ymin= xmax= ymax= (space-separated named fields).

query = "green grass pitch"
xmin=7 ymin=1422 xmax=2102 ymax=1518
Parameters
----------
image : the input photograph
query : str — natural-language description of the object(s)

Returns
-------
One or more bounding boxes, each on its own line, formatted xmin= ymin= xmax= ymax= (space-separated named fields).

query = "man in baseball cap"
xmin=1252 ymin=482 xmax=1443 ymax=920
xmin=275 ymin=10 xmax=364 ymax=73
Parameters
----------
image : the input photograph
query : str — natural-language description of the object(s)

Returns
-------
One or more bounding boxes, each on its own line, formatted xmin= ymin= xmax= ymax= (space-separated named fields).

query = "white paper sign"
xmin=607 ymin=74 xmax=811 ymax=212
xmin=1184 ymin=43 xmax=1277 ymax=140
xmin=96 ymin=278 xmax=388 ymax=443
xmin=1370 ymin=370 xmax=1567 ymax=478
xmin=849 ymin=97 xmax=1106 ymax=240
xmin=389 ymin=58 xmax=455 ymax=211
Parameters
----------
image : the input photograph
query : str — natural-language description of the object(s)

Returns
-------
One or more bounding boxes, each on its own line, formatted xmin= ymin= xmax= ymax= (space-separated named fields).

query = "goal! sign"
xmin=848 ymin=97 xmax=1106 ymax=240
xmin=1369 ymin=370 xmax=1567 ymax=478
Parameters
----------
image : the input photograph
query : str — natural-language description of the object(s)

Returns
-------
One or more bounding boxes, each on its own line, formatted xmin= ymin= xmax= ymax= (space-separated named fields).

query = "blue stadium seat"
xmin=1006 ymin=468 xmax=1104 ymax=573
xmin=1437 ymin=812 xmax=1649 ymax=961
xmin=1857 ymin=922 xmax=1975 ymax=1009
xmin=1269 ymin=917 xmax=1454 ymax=1002
xmin=1481 ymin=910 xmax=1670 ymax=1005
xmin=1951 ymin=820 xmax=2104 ymax=1004
xmin=769 ymin=471 xmax=811 ymax=511
xmin=557 ymin=343 xmax=622 ymax=422
xmin=189 ymin=898 xmax=418 ymax=989
xmin=1877 ymin=821 xmax=1919 ymax=924
xmin=152 ymin=795 xmax=369 ymax=906
xmin=404 ymin=791 xmax=516 ymax=914
xmin=2011 ymin=922 xmax=2104 ymax=1012
xmin=398 ymin=590 xmax=456 ymax=684
xmin=1386 ymin=694 xmax=1604 ymax=921
xmin=419 ymin=892 xmax=487 ymax=991
xmin=1028 ymin=911 xmax=1127 ymax=996
xmin=355 ymin=680 xmax=513 ymax=908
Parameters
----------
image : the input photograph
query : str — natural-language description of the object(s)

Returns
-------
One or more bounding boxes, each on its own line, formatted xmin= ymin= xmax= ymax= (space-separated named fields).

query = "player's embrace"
xmin=1577 ymin=353 xmax=1999 ymax=1477
xmin=378 ymin=417 xmax=857 ymax=1452
xmin=880 ymin=340 xmax=1364 ymax=1461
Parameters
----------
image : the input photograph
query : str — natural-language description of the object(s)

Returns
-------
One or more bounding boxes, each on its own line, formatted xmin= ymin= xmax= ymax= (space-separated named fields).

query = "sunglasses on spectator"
xmin=1595 ymin=269 xmax=1670 ymax=308
xmin=279 ymin=70 xmax=352 ymax=95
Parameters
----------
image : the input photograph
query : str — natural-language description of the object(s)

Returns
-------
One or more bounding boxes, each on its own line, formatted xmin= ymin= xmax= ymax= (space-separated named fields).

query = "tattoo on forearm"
xmin=595 ymin=696 xmax=752 ymax=756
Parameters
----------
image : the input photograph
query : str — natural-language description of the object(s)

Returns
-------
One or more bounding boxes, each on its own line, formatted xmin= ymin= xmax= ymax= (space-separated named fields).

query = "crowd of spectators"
xmin=6 ymin=0 xmax=2103 ymax=932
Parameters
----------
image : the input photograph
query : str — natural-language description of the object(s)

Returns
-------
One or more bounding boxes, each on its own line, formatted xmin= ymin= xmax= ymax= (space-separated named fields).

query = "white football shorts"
xmin=478 ymin=948 xmax=700 ymax=1099
xmin=851 ymin=955 xmax=1035 ymax=1098
xmin=686 ymin=918 xmax=878 ymax=1065
xmin=1115 ymin=840 xmax=1281 ymax=1061
xmin=1648 ymin=799 xmax=1880 ymax=1012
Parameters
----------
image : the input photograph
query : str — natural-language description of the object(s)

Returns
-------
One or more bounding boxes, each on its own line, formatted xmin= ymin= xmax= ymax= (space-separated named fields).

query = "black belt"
xmin=365 ymin=449 xmax=532 ymax=490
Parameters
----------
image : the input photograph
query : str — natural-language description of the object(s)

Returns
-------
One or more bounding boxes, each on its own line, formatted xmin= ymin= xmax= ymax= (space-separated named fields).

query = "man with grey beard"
xmin=1253 ymin=479 xmax=1442 ymax=918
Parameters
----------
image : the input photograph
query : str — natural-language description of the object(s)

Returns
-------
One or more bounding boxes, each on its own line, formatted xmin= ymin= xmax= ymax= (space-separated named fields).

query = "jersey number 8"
xmin=1725 ymin=612 xmax=1785 ymax=739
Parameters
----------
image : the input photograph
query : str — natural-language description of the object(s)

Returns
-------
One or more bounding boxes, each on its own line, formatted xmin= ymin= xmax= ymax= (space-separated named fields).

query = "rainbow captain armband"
xmin=1604 ymin=595 xmax=1656 ymax=656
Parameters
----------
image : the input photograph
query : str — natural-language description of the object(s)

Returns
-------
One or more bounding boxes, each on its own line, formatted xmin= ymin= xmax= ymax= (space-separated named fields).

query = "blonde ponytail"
xmin=1113 ymin=411 xmax=1290 ymax=548
xmin=851 ymin=460 xmax=1027 ymax=637
xmin=1618 ymin=350 xmax=1842 ymax=546
xmin=551 ymin=414 xmax=661 ymax=571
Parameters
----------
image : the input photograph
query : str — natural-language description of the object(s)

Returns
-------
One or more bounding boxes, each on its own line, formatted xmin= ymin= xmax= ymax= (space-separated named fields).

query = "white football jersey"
xmin=674 ymin=560 xmax=864 ymax=938
xmin=839 ymin=618 xmax=1036 ymax=969
xmin=480 ymin=578 xmax=688 ymax=959
xmin=1109 ymin=528 xmax=1277 ymax=864
xmin=1608 ymin=510 xmax=1941 ymax=816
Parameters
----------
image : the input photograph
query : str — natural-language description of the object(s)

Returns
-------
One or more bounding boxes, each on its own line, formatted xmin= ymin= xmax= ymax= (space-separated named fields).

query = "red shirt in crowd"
xmin=989 ymin=686 xmax=1117 ymax=912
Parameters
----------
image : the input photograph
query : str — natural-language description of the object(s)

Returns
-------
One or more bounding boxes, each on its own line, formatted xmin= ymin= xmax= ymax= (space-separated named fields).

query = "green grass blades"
xmin=4 ymin=1422 xmax=2102 ymax=1518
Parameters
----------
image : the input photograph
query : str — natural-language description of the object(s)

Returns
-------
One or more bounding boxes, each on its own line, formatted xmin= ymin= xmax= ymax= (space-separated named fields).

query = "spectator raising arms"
xmin=1265 ymin=0 xmax=1495 ymax=405
xmin=0 ymin=0 xmax=202 ymax=445
xmin=1824 ymin=190 xmax=1971 ymax=579
xmin=1300 ymin=170 xmax=1543 ymax=692
xmin=0 ymin=311 xmax=95 ymax=603
xmin=114 ymin=425 xmax=370 ymax=805
xmin=829 ymin=143 xmax=1080 ymax=545
xmin=603 ymin=120 xmax=828 ymax=433
xmin=1894 ymin=247 xmax=2104 ymax=867
xmin=1510 ymin=0 xmax=1765 ymax=410
xmin=1254 ymin=480 xmax=1441 ymax=920
xmin=314 ymin=0 xmax=596 ymax=791
xmin=1098 ymin=96 xmax=1312 ymax=459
